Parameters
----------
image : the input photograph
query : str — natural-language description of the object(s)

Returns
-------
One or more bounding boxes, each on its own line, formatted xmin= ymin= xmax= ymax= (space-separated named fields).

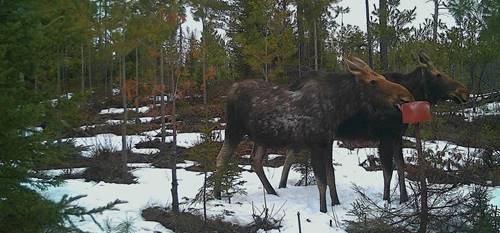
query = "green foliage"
xmin=292 ymin=151 xmax=316 ymax=186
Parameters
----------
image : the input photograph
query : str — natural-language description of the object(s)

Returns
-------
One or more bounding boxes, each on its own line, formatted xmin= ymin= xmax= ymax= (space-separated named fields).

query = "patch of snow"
xmin=105 ymin=117 xmax=159 ymax=125
xmin=208 ymin=117 xmax=221 ymax=123
xmin=42 ymin=168 xmax=87 ymax=177
xmin=268 ymin=154 xmax=285 ymax=160
xmin=99 ymin=106 xmax=151 ymax=115
xmin=460 ymin=101 xmax=500 ymax=121
xmin=113 ymin=88 xmax=120 ymax=96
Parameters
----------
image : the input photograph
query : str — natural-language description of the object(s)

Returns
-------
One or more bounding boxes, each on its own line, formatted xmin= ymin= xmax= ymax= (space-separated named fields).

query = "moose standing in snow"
xmin=277 ymin=52 xmax=469 ymax=204
xmin=214 ymin=57 xmax=414 ymax=213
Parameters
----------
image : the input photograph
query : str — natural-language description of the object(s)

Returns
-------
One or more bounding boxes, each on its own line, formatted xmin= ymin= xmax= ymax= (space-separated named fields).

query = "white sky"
xmin=183 ymin=0 xmax=457 ymax=38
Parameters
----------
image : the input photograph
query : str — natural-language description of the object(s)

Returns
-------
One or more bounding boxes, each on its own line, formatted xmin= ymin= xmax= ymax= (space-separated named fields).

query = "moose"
xmin=214 ymin=57 xmax=415 ymax=213
xmin=276 ymin=52 xmax=469 ymax=204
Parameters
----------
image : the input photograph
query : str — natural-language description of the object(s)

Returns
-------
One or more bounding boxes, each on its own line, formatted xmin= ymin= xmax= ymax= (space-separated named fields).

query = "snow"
xmin=41 ymin=136 xmax=402 ymax=233
xmin=461 ymin=101 xmax=500 ymax=121
xmin=105 ymin=117 xmax=159 ymax=125
xmin=49 ymin=93 xmax=74 ymax=106
xmin=99 ymin=106 xmax=151 ymax=115
xmin=41 ymin=130 xmax=500 ymax=233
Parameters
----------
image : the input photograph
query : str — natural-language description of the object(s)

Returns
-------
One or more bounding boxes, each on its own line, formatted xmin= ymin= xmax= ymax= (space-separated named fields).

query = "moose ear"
xmin=350 ymin=57 xmax=372 ymax=72
xmin=418 ymin=51 xmax=434 ymax=67
xmin=413 ymin=53 xmax=425 ymax=66
xmin=344 ymin=58 xmax=364 ymax=77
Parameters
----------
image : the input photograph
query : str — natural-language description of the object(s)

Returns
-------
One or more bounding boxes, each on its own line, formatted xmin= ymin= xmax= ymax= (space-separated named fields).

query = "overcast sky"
xmin=183 ymin=0 xmax=457 ymax=38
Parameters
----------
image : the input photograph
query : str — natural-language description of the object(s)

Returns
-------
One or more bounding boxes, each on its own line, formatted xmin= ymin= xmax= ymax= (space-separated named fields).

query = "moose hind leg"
xmin=311 ymin=148 xmax=328 ymax=213
xmin=324 ymin=150 xmax=340 ymax=205
xmin=379 ymin=138 xmax=395 ymax=202
xmin=214 ymin=140 xmax=237 ymax=199
xmin=252 ymin=144 xmax=278 ymax=195
xmin=278 ymin=149 xmax=298 ymax=188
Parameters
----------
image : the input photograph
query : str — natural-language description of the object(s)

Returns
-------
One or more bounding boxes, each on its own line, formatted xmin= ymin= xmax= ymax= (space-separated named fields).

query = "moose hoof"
xmin=332 ymin=200 xmax=340 ymax=206
xmin=400 ymin=195 xmax=409 ymax=203
xmin=267 ymin=190 xmax=278 ymax=196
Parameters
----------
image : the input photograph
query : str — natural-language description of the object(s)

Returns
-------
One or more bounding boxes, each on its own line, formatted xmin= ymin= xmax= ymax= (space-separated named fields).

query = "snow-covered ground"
xmin=37 ymin=104 xmax=500 ymax=233
xmin=461 ymin=101 xmax=500 ymax=121
xmin=99 ymin=106 xmax=151 ymax=115
xmin=41 ymin=135 xmax=500 ymax=233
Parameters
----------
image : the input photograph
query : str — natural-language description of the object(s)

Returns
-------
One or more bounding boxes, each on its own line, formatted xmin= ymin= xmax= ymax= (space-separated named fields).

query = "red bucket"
xmin=401 ymin=101 xmax=432 ymax=124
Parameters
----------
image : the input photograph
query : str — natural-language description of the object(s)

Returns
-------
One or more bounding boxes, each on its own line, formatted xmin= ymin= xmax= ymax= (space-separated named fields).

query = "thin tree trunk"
xmin=160 ymin=47 xmax=166 ymax=162
xmin=432 ymin=0 xmax=439 ymax=42
xmin=110 ymin=55 xmax=114 ymax=97
xmin=365 ymin=0 xmax=373 ymax=68
xmin=297 ymin=1 xmax=304 ymax=75
xmin=88 ymin=43 xmax=92 ymax=91
xmin=121 ymin=55 xmax=128 ymax=173
xmin=81 ymin=43 xmax=85 ymax=92
xmin=170 ymin=62 xmax=179 ymax=213
xmin=379 ymin=0 xmax=388 ymax=71
xmin=135 ymin=47 xmax=140 ymax=122
xmin=313 ymin=19 xmax=318 ymax=71
xmin=203 ymin=171 xmax=207 ymax=221
xmin=57 ymin=60 xmax=62 ymax=95
xmin=202 ymin=20 xmax=207 ymax=105
xmin=170 ymin=20 xmax=182 ymax=213
xmin=415 ymin=124 xmax=428 ymax=233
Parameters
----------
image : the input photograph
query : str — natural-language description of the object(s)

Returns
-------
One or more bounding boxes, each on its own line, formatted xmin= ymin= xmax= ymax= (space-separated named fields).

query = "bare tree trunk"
xmin=365 ymin=0 xmax=373 ymax=68
xmin=264 ymin=19 xmax=269 ymax=80
xmin=415 ymin=124 xmax=428 ymax=233
xmin=170 ymin=19 xmax=183 ymax=213
xmin=201 ymin=19 xmax=208 ymax=105
xmin=379 ymin=0 xmax=389 ymax=71
xmin=160 ymin=47 xmax=166 ymax=161
xmin=432 ymin=0 xmax=439 ymax=42
xmin=203 ymin=171 xmax=207 ymax=221
xmin=121 ymin=55 xmax=128 ymax=173
xmin=135 ymin=47 xmax=140 ymax=122
xmin=110 ymin=55 xmax=114 ymax=97
xmin=297 ymin=1 xmax=304 ymax=77
xmin=81 ymin=43 xmax=85 ymax=92
xmin=88 ymin=43 xmax=92 ymax=91
xmin=313 ymin=19 xmax=318 ymax=71
xmin=57 ymin=59 xmax=62 ymax=95
xmin=170 ymin=62 xmax=180 ymax=213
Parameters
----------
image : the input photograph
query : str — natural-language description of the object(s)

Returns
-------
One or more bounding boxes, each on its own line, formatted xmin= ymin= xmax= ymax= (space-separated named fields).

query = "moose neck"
xmin=311 ymin=74 xmax=371 ymax=136
xmin=385 ymin=68 xmax=429 ymax=101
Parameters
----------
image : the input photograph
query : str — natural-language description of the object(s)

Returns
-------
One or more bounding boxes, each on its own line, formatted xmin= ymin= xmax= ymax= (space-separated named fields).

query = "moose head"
xmin=413 ymin=52 xmax=469 ymax=104
xmin=345 ymin=57 xmax=415 ymax=116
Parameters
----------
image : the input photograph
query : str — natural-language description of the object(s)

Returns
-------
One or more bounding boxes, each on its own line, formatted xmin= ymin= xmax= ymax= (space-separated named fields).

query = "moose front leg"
xmin=379 ymin=138 xmax=395 ymax=202
xmin=311 ymin=148 xmax=328 ymax=213
xmin=214 ymin=140 xmax=237 ymax=199
xmin=394 ymin=136 xmax=409 ymax=203
xmin=252 ymin=144 xmax=278 ymax=195
xmin=324 ymin=148 xmax=340 ymax=205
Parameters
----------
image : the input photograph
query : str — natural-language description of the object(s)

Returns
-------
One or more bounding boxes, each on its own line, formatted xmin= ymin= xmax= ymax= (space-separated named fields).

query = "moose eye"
xmin=369 ymin=80 xmax=377 ymax=86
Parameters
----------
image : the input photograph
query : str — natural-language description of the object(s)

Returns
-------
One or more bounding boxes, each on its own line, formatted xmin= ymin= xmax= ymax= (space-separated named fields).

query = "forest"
xmin=0 ymin=0 xmax=499 ymax=232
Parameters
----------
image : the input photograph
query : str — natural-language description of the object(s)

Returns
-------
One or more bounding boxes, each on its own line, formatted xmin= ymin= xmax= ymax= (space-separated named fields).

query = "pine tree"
xmin=0 ymin=1 xmax=122 ymax=231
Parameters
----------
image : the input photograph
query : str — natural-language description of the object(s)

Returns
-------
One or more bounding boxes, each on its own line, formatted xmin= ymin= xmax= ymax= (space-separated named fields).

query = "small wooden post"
xmin=415 ymin=123 xmax=428 ymax=233
xmin=297 ymin=211 xmax=302 ymax=233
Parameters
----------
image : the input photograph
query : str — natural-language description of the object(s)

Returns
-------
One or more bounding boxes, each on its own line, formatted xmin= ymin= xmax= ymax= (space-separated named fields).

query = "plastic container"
xmin=401 ymin=101 xmax=432 ymax=124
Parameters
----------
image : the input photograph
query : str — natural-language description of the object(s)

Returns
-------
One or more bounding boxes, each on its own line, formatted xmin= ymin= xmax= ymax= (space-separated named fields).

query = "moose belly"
xmin=245 ymin=114 xmax=325 ymax=148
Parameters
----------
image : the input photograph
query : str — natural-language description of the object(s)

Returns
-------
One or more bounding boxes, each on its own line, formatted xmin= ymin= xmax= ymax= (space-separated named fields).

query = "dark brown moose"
xmin=278 ymin=52 xmax=469 ymax=204
xmin=214 ymin=57 xmax=415 ymax=213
